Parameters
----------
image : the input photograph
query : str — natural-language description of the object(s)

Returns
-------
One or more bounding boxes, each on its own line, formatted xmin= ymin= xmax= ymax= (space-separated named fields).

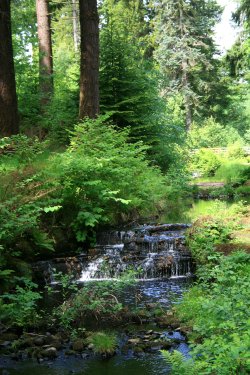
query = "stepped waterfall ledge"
xmin=34 ymin=223 xmax=194 ymax=283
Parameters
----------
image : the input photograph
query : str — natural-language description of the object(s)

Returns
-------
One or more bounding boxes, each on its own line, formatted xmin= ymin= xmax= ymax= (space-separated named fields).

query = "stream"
xmin=0 ymin=280 xmax=191 ymax=375
xmin=0 ymin=198 xmax=244 ymax=375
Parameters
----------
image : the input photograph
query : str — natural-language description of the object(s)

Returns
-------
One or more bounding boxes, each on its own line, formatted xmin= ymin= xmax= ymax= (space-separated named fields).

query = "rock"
xmin=127 ymin=338 xmax=141 ymax=345
xmin=72 ymin=339 xmax=84 ymax=352
xmin=149 ymin=345 xmax=162 ymax=351
xmin=161 ymin=341 xmax=172 ymax=349
xmin=0 ymin=341 xmax=11 ymax=347
xmin=134 ymin=347 xmax=144 ymax=355
xmin=0 ymin=333 xmax=18 ymax=342
xmin=81 ymin=353 xmax=88 ymax=359
xmin=42 ymin=347 xmax=58 ymax=359
xmin=11 ymin=352 xmax=22 ymax=361
xmin=34 ymin=337 xmax=45 ymax=346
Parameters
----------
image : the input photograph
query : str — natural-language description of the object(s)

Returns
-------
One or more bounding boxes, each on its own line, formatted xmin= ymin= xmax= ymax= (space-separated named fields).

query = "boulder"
xmin=41 ymin=347 xmax=58 ymax=359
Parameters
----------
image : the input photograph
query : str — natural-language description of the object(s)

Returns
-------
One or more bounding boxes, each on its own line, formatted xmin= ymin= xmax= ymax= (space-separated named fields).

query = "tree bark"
xmin=0 ymin=0 xmax=19 ymax=137
xmin=182 ymin=66 xmax=192 ymax=132
xmin=79 ymin=0 xmax=99 ymax=119
xmin=72 ymin=0 xmax=80 ymax=52
xmin=179 ymin=3 xmax=192 ymax=132
xmin=184 ymin=93 xmax=192 ymax=132
xmin=36 ymin=0 xmax=53 ymax=107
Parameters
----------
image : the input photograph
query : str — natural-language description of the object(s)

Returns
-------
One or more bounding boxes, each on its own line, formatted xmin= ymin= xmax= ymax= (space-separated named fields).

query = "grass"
xmin=191 ymin=158 xmax=250 ymax=186
xmin=88 ymin=332 xmax=117 ymax=355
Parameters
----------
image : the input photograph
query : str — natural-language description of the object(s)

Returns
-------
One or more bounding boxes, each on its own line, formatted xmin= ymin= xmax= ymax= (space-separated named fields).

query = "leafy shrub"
xmin=226 ymin=142 xmax=246 ymax=159
xmin=0 ymin=278 xmax=42 ymax=328
xmin=177 ymin=252 xmax=250 ymax=374
xmin=0 ymin=135 xmax=48 ymax=164
xmin=187 ymin=217 xmax=230 ymax=265
xmin=187 ymin=200 xmax=246 ymax=265
xmin=51 ymin=116 xmax=167 ymax=241
xmin=188 ymin=118 xmax=243 ymax=148
xmin=55 ymin=274 xmax=136 ymax=329
xmin=88 ymin=332 xmax=117 ymax=356
xmin=190 ymin=149 xmax=221 ymax=176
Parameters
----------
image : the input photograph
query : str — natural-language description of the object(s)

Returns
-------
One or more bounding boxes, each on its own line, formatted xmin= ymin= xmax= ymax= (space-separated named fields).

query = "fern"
xmin=161 ymin=350 xmax=197 ymax=375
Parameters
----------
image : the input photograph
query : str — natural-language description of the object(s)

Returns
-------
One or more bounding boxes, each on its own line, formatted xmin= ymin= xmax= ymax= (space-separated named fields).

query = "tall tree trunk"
xmin=36 ymin=0 xmax=53 ymax=107
xmin=0 ymin=0 xmax=19 ymax=137
xmin=72 ymin=0 xmax=80 ymax=52
xmin=184 ymin=93 xmax=192 ymax=132
xmin=79 ymin=0 xmax=99 ymax=119
xmin=182 ymin=65 xmax=192 ymax=132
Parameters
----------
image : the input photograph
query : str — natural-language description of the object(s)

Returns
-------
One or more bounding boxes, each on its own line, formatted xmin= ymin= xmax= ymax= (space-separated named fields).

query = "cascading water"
xmin=34 ymin=223 xmax=193 ymax=283
xmin=79 ymin=224 xmax=192 ymax=281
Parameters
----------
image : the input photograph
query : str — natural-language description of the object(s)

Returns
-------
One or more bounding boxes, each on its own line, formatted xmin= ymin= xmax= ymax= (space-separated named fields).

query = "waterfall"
xmin=34 ymin=223 xmax=193 ymax=283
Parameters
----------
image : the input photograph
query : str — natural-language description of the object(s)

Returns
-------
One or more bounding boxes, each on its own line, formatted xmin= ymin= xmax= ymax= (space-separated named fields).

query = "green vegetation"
xmin=0 ymin=117 xmax=170 ymax=284
xmin=164 ymin=203 xmax=250 ymax=375
xmin=0 ymin=278 xmax=42 ymax=329
xmin=88 ymin=332 xmax=117 ymax=356
xmin=175 ymin=252 xmax=250 ymax=374
xmin=53 ymin=273 xmax=136 ymax=329
xmin=0 ymin=0 xmax=250 ymax=372
xmin=161 ymin=350 xmax=203 ymax=375
xmin=188 ymin=118 xmax=244 ymax=149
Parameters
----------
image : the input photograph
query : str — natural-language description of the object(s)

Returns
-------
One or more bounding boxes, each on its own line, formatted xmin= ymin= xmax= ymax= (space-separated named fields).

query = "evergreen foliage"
xmin=154 ymin=0 xmax=222 ymax=128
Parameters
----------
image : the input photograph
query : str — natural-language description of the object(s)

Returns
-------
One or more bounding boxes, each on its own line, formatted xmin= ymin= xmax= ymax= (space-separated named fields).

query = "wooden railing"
xmin=191 ymin=147 xmax=250 ymax=155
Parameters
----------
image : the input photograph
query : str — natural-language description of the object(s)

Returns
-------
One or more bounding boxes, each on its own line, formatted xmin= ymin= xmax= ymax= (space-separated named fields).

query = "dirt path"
xmin=194 ymin=182 xmax=225 ymax=188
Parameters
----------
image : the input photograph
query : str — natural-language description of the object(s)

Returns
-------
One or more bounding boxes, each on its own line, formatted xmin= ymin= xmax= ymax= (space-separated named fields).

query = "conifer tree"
xmin=79 ymin=0 xmax=99 ymax=119
xmin=0 ymin=0 xmax=19 ymax=136
xmin=36 ymin=0 xmax=53 ymax=107
xmin=154 ymin=0 xmax=221 ymax=131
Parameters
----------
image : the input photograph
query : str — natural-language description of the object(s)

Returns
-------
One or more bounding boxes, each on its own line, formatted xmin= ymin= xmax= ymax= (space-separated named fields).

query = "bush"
xmin=0 ymin=278 xmax=42 ymax=328
xmin=188 ymin=118 xmax=243 ymax=148
xmin=54 ymin=273 xmax=136 ymax=329
xmin=187 ymin=217 xmax=230 ymax=265
xmin=215 ymin=162 xmax=250 ymax=186
xmin=226 ymin=142 xmax=246 ymax=159
xmin=51 ymin=116 xmax=167 ymax=241
xmin=177 ymin=252 xmax=250 ymax=374
xmin=0 ymin=135 xmax=48 ymax=164
xmin=187 ymin=200 xmax=246 ymax=265
xmin=190 ymin=149 xmax=221 ymax=176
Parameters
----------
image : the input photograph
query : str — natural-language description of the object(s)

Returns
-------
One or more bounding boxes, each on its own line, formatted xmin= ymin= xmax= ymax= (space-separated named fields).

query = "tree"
xmin=0 ymin=0 xmax=19 ymax=136
xmin=154 ymin=0 xmax=221 ymax=131
xmin=79 ymin=0 xmax=99 ymax=119
xmin=233 ymin=0 xmax=250 ymax=26
xmin=100 ymin=0 xmax=161 ymax=133
xmin=36 ymin=0 xmax=53 ymax=107
xmin=72 ymin=0 xmax=80 ymax=52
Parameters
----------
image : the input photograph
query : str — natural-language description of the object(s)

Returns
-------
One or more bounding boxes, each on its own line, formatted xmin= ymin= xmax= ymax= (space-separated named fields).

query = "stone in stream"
xmin=72 ymin=339 xmax=85 ymax=352
xmin=41 ymin=346 xmax=58 ymax=358
xmin=127 ymin=338 xmax=141 ymax=345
